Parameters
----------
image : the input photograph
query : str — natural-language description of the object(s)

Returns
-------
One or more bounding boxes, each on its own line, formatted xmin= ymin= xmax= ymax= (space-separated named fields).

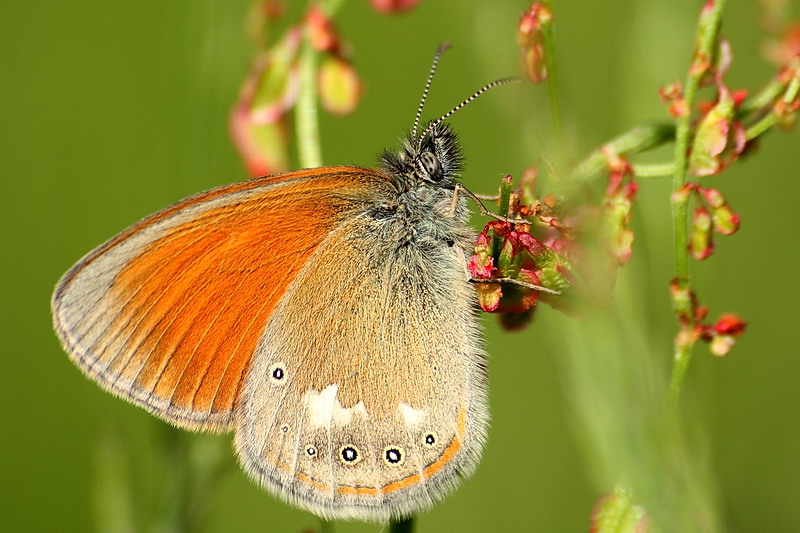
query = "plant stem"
xmin=669 ymin=334 xmax=694 ymax=407
xmin=296 ymin=36 xmax=322 ymax=168
xmin=669 ymin=0 xmax=726 ymax=404
xmin=540 ymin=0 xmax=562 ymax=144
xmin=633 ymin=162 xmax=675 ymax=178
xmin=570 ymin=123 xmax=675 ymax=183
xmin=294 ymin=0 xmax=347 ymax=169
xmin=745 ymin=66 xmax=800 ymax=140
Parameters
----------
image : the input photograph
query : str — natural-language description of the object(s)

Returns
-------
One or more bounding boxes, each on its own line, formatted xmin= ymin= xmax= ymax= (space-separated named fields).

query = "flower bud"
xmin=714 ymin=313 xmax=747 ymax=336
xmin=306 ymin=6 xmax=339 ymax=52
xmin=700 ymin=187 xmax=740 ymax=235
xmin=710 ymin=334 xmax=736 ymax=356
xmin=659 ymin=81 xmax=688 ymax=117
xmin=475 ymin=282 xmax=502 ymax=313
xmin=318 ymin=55 xmax=363 ymax=116
xmin=230 ymin=29 xmax=300 ymax=176
xmin=517 ymin=3 xmax=552 ymax=83
xmin=690 ymin=206 xmax=714 ymax=260
xmin=590 ymin=489 xmax=651 ymax=533
xmin=711 ymin=203 xmax=740 ymax=235
xmin=689 ymin=81 xmax=747 ymax=176
xmin=369 ymin=0 xmax=421 ymax=14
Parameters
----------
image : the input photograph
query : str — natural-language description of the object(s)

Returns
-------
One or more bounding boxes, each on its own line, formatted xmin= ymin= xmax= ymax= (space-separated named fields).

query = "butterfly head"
xmin=380 ymin=121 xmax=464 ymax=190
xmin=379 ymin=44 xmax=519 ymax=192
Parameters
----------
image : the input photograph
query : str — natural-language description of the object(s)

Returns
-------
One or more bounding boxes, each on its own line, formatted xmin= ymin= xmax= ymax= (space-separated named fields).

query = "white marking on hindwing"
xmin=305 ymin=384 xmax=369 ymax=427
xmin=400 ymin=403 xmax=426 ymax=426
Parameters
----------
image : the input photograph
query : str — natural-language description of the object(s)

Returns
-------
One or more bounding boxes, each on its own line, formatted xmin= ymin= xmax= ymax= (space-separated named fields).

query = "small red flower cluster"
xmin=468 ymin=173 xmax=579 ymax=330
xmin=670 ymin=279 xmax=747 ymax=357
xmin=602 ymin=152 xmax=637 ymax=266
xmin=672 ymin=183 xmax=740 ymax=261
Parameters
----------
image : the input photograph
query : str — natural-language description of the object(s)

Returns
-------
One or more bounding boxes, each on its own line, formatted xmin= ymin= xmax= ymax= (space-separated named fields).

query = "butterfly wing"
xmin=52 ymin=167 xmax=389 ymax=431
xmin=54 ymin=165 xmax=489 ymax=521
xmin=233 ymin=186 xmax=488 ymax=521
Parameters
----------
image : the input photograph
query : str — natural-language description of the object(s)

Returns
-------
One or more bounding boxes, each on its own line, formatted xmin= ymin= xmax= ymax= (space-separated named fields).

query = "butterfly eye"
xmin=415 ymin=150 xmax=441 ymax=180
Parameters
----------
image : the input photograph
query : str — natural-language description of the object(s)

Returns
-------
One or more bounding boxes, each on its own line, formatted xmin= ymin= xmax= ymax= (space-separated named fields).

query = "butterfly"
xmin=51 ymin=44 xmax=519 ymax=522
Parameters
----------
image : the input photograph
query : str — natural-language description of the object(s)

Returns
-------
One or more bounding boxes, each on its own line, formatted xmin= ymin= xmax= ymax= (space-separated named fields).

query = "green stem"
xmin=294 ymin=0 xmax=347 ymax=169
xmin=296 ymin=36 xmax=322 ymax=168
xmin=669 ymin=0 xmax=726 ymax=404
xmin=738 ymin=75 xmax=785 ymax=114
xmin=389 ymin=516 xmax=415 ymax=533
xmin=633 ymin=162 xmax=675 ymax=178
xmin=745 ymin=112 xmax=779 ymax=140
xmin=570 ymin=123 xmax=675 ymax=183
xmin=745 ymin=67 xmax=800 ymax=140
xmin=669 ymin=338 xmax=694 ymax=407
xmin=540 ymin=0 xmax=561 ymax=144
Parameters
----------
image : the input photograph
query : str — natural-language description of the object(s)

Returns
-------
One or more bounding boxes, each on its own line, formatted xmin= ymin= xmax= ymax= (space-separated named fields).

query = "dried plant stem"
xmin=668 ymin=0 xmax=727 ymax=406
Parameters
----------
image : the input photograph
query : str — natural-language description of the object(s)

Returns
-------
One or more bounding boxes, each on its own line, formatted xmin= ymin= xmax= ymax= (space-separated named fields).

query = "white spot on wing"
xmin=308 ymin=384 xmax=339 ymax=427
xmin=306 ymin=386 xmax=370 ymax=427
xmin=400 ymin=403 xmax=426 ymax=426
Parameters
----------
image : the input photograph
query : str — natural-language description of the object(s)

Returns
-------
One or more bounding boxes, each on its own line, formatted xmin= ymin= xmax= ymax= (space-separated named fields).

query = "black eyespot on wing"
xmin=268 ymin=362 xmax=287 ymax=385
xmin=383 ymin=446 xmax=405 ymax=466
xmin=305 ymin=445 xmax=317 ymax=457
xmin=422 ymin=432 xmax=438 ymax=447
xmin=339 ymin=445 xmax=361 ymax=465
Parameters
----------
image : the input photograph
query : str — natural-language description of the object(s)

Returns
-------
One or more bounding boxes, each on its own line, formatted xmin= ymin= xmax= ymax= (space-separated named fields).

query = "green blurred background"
xmin=2 ymin=1 xmax=799 ymax=531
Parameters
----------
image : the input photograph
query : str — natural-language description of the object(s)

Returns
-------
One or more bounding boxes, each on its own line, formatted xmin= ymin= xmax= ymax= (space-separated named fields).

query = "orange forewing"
xmin=55 ymin=167 xmax=387 ymax=430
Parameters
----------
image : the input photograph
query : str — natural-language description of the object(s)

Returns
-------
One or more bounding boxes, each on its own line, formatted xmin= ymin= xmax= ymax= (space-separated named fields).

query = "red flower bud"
xmin=603 ymin=161 xmax=637 ymax=266
xmin=689 ymin=80 xmax=747 ymax=176
xmin=230 ymin=28 xmax=300 ymax=176
xmin=714 ymin=313 xmax=747 ymax=336
xmin=762 ymin=20 xmax=800 ymax=67
xmin=369 ymin=0 xmax=421 ymax=14
xmin=700 ymin=187 xmax=740 ymax=235
xmin=659 ymin=81 xmax=688 ymax=117
xmin=469 ymin=219 xmax=576 ymax=317
xmin=517 ymin=3 xmax=552 ymax=83
xmin=306 ymin=6 xmax=339 ymax=52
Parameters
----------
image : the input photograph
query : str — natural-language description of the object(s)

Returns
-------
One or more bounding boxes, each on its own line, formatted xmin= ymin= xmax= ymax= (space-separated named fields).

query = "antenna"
xmin=416 ymin=76 xmax=522 ymax=152
xmin=412 ymin=42 xmax=452 ymax=140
